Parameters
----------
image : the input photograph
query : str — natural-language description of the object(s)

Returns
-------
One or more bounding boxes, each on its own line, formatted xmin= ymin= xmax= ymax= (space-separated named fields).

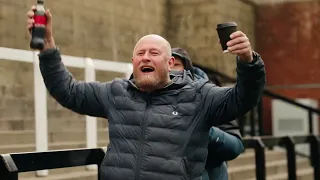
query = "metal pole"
xmin=308 ymin=110 xmax=314 ymax=134
xmin=258 ymin=98 xmax=264 ymax=136
xmin=33 ymin=51 xmax=49 ymax=177
xmin=255 ymin=138 xmax=266 ymax=180
xmin=85 ymin=57 xmax=98 ymax=171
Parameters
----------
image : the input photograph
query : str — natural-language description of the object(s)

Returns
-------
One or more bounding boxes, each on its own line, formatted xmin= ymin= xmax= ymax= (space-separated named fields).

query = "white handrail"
xmin=0 ymin=47 xmax=34 ymax=63
xmin=0 ymin=47 xmax=133 ymax=175
xmin=0 ymin=47 xmax=133 ymax=72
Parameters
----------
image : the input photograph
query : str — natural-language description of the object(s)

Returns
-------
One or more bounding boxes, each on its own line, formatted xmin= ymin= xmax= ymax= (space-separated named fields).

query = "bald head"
xmin=131 ymin=34 xmax=175 ymax=92
xmin=133 ymin=34 xmax=172 ymax=57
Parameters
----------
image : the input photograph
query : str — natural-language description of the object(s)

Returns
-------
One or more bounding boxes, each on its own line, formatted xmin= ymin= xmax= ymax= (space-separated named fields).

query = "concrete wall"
xmin=0 ymin=0 xmax=168 ymax=61
xmin=167 ymin=0 xmax=256 ymax=78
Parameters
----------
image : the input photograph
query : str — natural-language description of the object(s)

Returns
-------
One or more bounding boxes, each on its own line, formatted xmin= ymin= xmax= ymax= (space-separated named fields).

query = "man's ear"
xmin=168 ymin=56 xmax=175 ymax=71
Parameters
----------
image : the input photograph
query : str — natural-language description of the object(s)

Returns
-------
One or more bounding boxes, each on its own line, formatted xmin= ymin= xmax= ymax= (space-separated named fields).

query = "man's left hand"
xmin=227 ymin=31 xmax=253 ymax=63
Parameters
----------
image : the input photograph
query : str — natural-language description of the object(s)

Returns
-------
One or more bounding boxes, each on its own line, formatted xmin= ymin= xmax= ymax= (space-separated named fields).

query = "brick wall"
xmin=256 ymin=1 xmax=320 ymax=134
xmin=167 ymin=0 xmax=256 ymax=78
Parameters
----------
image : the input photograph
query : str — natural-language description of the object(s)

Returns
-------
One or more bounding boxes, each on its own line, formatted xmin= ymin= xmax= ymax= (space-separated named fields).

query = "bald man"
xmin=26 ymin=6 xmax=266 ymax=180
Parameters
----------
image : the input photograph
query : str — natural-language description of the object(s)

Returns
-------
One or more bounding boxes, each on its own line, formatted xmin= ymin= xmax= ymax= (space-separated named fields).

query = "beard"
xmin=134 ymin=68 xmax=169 ymax=92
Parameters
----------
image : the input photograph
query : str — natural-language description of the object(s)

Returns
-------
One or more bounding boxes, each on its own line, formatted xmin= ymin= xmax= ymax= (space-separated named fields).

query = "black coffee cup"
xmin=216 ymin=22 xmax=237 ymax=53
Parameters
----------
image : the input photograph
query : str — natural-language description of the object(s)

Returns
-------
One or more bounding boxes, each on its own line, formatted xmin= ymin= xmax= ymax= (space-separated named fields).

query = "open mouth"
xmin=141 ymin=66 xmax=155 ymax=73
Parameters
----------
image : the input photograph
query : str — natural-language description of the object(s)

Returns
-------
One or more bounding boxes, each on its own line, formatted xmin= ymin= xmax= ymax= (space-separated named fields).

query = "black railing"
xmin=194 ymin=63 xmax=320 ymax=136
xmin=0 ymin=148 xmax=105 ymax=180
xmin=264 ymin=91 xmax=320 ymax=135
xmin=1 ymin=135 xmax=319 ymax=180
xmin=243 ymin=135 xmax=320 ymax=180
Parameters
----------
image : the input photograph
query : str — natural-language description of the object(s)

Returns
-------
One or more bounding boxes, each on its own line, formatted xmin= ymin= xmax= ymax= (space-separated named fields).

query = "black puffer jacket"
xmin=192 ymin=66 xmax=242 ymax=139
xmin=38 ymin=48 xmax=266 ymax=180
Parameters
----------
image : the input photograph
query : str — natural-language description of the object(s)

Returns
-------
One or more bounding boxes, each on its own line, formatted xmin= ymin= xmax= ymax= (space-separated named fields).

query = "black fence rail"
xmin=0 ymin=148 xmax=105 ymax=180
xmin=263 ymin=91 xmax=320 ymax=135
xmin=1 ymin=135 xmax=319 ymax=180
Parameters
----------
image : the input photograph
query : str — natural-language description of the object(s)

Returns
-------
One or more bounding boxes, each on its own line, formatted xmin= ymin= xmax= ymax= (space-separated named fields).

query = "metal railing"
xmin=1 ymin=135 xmax=319 ymax=180
xmin=244 ymin=135 xmax=320 ymax=180
xmin=0 ymin=147 xmax=106 ymax=180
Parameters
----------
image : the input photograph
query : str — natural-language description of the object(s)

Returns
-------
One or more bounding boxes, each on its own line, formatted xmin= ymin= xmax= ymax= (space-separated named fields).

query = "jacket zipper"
xmin=135 ymin=95 xmax=151 ymax=179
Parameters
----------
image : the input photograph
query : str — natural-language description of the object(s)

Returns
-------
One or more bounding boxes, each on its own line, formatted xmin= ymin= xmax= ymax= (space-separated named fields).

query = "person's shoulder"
xmin=192 ymin=67 xmax=209 ymax=80
xmin=190 ymin=77 xmax=212 ymax=92
xmin=110 ymin=78 xmax=131 ymax=87
xmin=108 ymin=78 xmax=131 ymax=94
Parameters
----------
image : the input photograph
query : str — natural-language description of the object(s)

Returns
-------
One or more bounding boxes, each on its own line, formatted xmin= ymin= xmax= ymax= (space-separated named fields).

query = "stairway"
xmin=228 ymin=149 xmax=313 ymax=180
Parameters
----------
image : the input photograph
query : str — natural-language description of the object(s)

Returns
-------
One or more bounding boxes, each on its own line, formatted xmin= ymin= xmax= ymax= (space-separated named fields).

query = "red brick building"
xmin=255 ymin=1 xmax=320 ymax=134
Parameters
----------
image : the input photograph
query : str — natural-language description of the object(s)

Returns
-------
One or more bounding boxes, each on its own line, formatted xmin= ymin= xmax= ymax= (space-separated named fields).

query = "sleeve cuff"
xmin=236 ymin=51 xmax=262 ymax=67
xmin=38 ymin=47 xmax=60 ymax=61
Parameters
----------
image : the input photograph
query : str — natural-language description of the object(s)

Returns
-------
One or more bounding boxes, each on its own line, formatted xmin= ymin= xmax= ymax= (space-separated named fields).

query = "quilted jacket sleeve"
xmin=38 ymin=48 xmax=108 ymax=118
xmin=205 ymin=53 xmax=266 ymax=126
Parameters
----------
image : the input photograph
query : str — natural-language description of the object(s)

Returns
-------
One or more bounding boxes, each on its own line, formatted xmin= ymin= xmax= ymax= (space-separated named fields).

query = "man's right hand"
xmin=27 ymin=5 xmax=56 ymax=51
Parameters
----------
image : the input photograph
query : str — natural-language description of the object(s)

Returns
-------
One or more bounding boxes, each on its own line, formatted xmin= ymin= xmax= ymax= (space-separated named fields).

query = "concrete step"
xmin=0 ymin=119 xmax=34 ymax=131
xmin=228 ymin=149 xmax=287 ymax=166
xmin=0 ymin=102 xmax=84 ymax=121
xmin=0 ymin=141 xmax=108 ymax=154
xmin=0 ymin=118 xmax=108 ymax=131
xmin=245 ymin=167 xmax=313 ymax=180
xmin=229 ymin=158 xmax=310 ymax=180
xmin=0 ymin=129 xmax=109 ymax=145
xmin=47 ymin=118 xmax=108 ymax=131
xmin=47 ymin=109 xmax=86 ymax=120
xmin=20 ymin=169 xmax=97 ymax=180
xmin=19 ymin=166 xmax=97 ymax=179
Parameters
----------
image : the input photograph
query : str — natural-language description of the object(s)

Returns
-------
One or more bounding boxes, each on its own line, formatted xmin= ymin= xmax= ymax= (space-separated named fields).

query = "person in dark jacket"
xmin=171 ymin=48 xmax=244 ymax=180
xmin=27 ymin=7 xmax=266 ymax=180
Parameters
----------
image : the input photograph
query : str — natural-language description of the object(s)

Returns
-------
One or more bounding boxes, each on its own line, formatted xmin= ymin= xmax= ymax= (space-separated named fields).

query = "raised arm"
xmin=27 ymin=6 xmax=108 ymax=118
xmin=205 ymin=52 xmax=266 ymax=126
xmin=39 ymin=48 xmax=108 ymax=118
xmin=201 ymin=30 xmax=266 ymax=126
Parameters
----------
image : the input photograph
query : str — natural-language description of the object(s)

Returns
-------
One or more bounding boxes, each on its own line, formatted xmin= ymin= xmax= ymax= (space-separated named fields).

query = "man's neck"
xmin=139 ymin=78 xmax=172 ymax=93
